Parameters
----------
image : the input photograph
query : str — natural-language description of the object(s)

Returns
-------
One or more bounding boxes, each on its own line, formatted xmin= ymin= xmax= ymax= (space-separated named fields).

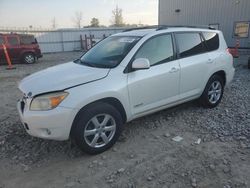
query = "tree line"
xmin=52 ymin=6 xmax=145 ymax=29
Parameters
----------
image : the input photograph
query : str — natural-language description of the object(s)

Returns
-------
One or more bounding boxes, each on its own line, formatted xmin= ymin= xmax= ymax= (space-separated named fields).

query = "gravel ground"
xmin=0 ymin=52 xmax=249 ymax=188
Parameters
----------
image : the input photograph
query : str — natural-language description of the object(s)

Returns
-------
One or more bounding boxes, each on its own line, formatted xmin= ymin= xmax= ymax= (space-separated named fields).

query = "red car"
xmin=0 ymin=33 xmax=42 ymax=64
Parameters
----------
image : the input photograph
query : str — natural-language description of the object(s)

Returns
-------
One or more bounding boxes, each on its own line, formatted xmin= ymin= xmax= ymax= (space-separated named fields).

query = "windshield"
xmin=79 ymin=36 xmax=141 ymax=68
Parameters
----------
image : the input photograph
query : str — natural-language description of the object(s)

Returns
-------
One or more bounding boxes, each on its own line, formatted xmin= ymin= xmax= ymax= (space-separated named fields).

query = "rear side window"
xmin=175 ymin=33 xmax=204 ymax=58
xmin=7 ymin=36 xmax=19 ymax=46
xmin=20 ymin=35 xmax=36 ymax=45
xmin=0 ymin=37 xmax=4 ymax=45
xmin=203 ymin=32 xmax=219 ymax=51
xmin=135 ymin=34 xmax=174 ymax=66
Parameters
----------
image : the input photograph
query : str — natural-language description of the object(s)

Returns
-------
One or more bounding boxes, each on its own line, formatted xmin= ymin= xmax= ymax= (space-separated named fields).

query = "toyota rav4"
xmin=17 ymin=26 xmax=235 ymax=154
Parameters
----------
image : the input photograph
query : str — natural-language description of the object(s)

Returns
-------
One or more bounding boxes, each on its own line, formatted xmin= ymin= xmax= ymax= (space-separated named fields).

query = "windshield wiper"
xmin=74 ymin=58 xmax=112 ymax=68
xmin=78 ymin=59 xmax=97 ymax=68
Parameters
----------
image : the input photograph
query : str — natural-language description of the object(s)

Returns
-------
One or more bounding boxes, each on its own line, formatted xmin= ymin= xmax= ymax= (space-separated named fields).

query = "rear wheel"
xmin=199 ymin=75 xmax=224 ymax=108
xmin=71 ymin=102 xmax=123 ymax=154
xmin=22 ymin=53 xmax=36 ymax=64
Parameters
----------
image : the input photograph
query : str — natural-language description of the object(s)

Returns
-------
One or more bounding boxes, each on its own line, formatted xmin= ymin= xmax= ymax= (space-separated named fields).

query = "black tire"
xmin=22 ymin=53 xmax=36 ymax=64
xmin=71 ymin=102 xmax=123 ymax=154
xmin=199 ymin=75 xmax=224 ymax=108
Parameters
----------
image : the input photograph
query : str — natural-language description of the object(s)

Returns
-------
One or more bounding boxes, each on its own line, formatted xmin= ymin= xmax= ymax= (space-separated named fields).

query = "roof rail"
xmin=122 ymin=25 xmax=163 ymax=32
xmin=156 ymin=25 xmax=216 ymax=31
xmin=122 ymin=25 xmax=216 ymax=32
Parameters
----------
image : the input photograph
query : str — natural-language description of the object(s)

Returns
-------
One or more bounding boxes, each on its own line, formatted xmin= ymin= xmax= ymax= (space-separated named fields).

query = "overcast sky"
xmin=0 ymin=0 xmax=158 ymax=29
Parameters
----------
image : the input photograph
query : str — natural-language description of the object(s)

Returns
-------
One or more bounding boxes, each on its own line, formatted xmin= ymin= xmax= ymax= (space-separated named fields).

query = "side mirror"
xmin=132 ymin=58 xmax=150 ymax=70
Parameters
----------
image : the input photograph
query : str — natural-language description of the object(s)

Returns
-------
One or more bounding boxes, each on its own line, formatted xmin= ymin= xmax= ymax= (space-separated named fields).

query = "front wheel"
xmin=71 ymin=102 xmax=123 ymax=154
xmin=199 ymin=75 xmax=224 ymax=108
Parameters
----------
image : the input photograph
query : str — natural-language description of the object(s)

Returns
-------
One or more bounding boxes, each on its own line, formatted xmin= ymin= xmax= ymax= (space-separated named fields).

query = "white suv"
xmin=17 ymin=26 xmax=235 ymax=154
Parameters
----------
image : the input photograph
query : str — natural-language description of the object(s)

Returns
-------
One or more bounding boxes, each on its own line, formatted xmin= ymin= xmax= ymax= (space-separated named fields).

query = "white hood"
xmin=19 ymin=62 xmax=110 ymax=96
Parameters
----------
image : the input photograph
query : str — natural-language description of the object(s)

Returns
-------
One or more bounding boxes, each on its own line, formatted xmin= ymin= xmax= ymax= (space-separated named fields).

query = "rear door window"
xmin=20 ymin=35 xmax=36 ymax=45
xmin=7 ymin=36 xmax=19 ymax=46
xmin=203 ymin=32 xmax=219 ymax=51
xmin=175 ymin=33 xmax=205 ymax=58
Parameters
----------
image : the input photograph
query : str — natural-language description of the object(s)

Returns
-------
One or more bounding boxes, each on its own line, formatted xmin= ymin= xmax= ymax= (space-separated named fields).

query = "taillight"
xmin=227 ymin=48 xmax=234 ymax=57
xmin=226 ymin=48 xmax=232 ymax=55
xmin=227 ymin=48 xmax=239 ymax=58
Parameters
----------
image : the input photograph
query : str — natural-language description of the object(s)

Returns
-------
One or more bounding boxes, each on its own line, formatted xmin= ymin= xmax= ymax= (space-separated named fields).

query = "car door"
xmin=6 ymin=35 xmax=21 ymax=60
xmin=175 ymin=32 xmax=212 ymax=99
xmin=127 ymin=34 xmax=180 ymax=115
xmin=202 ymin=31 xmax=221 ymax=66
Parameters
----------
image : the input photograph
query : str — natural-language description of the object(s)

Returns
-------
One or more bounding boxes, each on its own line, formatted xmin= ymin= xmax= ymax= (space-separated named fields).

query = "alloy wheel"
xmin=84 ymin=114 xmax=116 ymax=148
xmin=208 ymin=81 xmax=222 ymax=104
xmin=25 ymin=54 xmax=35 ymax=64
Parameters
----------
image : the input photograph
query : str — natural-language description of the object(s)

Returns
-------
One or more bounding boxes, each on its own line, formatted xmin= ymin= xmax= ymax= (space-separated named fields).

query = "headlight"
xmin=30 ymin=91 xmax=68 ymax=111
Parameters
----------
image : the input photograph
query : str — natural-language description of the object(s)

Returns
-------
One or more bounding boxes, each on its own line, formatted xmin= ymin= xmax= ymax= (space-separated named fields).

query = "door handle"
xmin=169 ymin=67 xmax=179 ymax=73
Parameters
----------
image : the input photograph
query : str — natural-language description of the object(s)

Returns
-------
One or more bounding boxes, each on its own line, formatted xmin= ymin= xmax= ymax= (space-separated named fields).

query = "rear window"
xmin=0 ymin=37 xmax=4 ymax=45
xmin=175 ymin=33 xmax=205 ymax=58
xmin=203 ymin=32 xmax=219 ymax=51
xmin=7 ymin=36 xmax=19 ymax=46
xmin=20 ymin=35 xmax=36 ymax=45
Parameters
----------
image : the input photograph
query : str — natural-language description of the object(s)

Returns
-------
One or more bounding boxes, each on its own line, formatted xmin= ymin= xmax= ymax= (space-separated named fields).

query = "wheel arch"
xmin=21 ymin=50 xmax=36 ymax=57
xmin=96 ymin=97 xmax=127 ymax=124
xmin=199 ymin=70 xmax=226 ymax=108
xmin=70 ymin=97 xmax=127 ymax=140
xmin=200 ymin=70 xmax=226 ymax=97
xmin=211 ymin=70 xmax=226 ymax=86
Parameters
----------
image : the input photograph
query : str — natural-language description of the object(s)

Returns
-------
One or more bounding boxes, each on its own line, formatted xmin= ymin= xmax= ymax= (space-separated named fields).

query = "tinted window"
xmin=135 ymin=34 xmax=174 ymax=66
xmin=20 ymin=35 xmax=36 ymax=45
xmin=176 ymin=33 xmax=204 ymax=58
xmin=203 ymin=32 xmax=219 ymax=51
xmin=7 ymin=37 xmax=19 ymax=46
xmin=0 ymin=37 xmax=4 ymax=45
